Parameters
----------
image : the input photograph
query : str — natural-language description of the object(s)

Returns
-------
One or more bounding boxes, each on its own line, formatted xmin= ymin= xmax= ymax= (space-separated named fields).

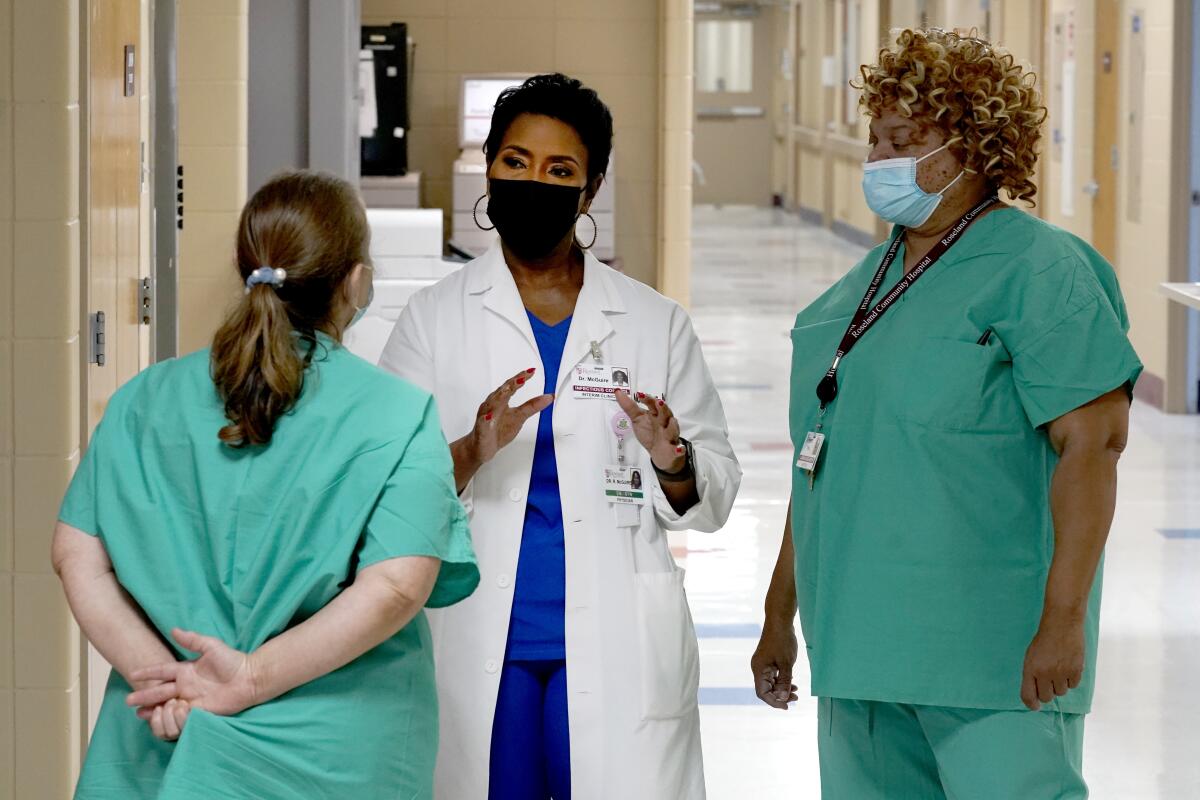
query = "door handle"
xmin=1082 ymin=181 xmax=1100 ymax=198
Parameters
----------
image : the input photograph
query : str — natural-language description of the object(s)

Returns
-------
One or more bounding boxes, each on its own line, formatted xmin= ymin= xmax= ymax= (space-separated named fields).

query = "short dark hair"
xmin=484 ymin=73 xmax=614 ymax=184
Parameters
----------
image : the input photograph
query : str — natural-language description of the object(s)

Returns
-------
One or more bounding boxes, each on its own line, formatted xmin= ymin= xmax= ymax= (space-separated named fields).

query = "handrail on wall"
xmin=696 ymin=105 xmax=767 ymax=118
xmin=792 ymin=125 xmax=868 ymax=160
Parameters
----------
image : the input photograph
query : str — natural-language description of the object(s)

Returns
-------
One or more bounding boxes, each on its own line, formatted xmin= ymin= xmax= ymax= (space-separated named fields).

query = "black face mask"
xmin=486 ymin=178 xmax=585 ymax=260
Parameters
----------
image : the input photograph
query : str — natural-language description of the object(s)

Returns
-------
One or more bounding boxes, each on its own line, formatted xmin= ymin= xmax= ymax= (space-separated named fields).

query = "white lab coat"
xmin=379 ymin=243 xmax=741 ymax=800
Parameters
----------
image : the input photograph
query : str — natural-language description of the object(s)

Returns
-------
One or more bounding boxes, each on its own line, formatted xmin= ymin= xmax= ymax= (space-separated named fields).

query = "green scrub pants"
xmin=817 ymin=698 xmax=1087 ymax=800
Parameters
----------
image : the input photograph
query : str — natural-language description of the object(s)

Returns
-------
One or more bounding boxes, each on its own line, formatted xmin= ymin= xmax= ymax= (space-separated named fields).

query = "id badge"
xmin=572 ymin=363 xmax=632 ymax=401
xmin=603 ymin=465 xmax=648 ymax=506
xmin=795 ymin=431 xmax=825 ymax=473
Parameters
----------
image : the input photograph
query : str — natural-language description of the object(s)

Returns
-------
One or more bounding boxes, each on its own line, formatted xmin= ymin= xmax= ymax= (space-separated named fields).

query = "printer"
xmin=342 ymin=208 xmax=460 ymax=365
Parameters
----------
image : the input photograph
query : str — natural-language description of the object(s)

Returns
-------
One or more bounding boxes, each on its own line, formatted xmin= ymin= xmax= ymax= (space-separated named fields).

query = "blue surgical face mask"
xmin=349 ymin=265 xmax=374 ymax=329
xmin=861 ymin=143 xmax=966 ymax=228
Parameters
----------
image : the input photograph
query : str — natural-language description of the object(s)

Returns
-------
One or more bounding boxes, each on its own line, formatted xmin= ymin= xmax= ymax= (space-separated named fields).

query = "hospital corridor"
xmin=2 ymin=0 xmax=1200 ymax=798
xmin=684 ymin=206 xmax=1200 ymax=799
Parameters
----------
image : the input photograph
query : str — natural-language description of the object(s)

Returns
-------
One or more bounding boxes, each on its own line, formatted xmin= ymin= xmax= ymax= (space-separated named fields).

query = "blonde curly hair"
xmin=855 ymin=28 xmax=1047 ymax=204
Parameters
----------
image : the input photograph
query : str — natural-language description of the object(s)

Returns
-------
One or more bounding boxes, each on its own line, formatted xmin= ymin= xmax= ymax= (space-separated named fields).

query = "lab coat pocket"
xmin=634 ymin=568 xmax=700 ymax=721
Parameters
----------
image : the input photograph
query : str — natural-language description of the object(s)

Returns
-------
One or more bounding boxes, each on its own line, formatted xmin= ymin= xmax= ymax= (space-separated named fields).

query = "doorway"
xmin=82 ymin=0 xmax=151 ymax=731
xmin=693 ymin=7 xmax=775 ymax=206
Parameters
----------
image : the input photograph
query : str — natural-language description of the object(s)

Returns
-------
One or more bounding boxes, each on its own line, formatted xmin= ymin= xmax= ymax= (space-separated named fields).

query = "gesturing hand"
xmin=470 ymin=369 xmax=554 ymax=465
xmin=614 ymin=390 xmax=687 ymax=473
xmin=126 ymin=629 xmax=260 ymax=719
xmin=1020 ymin=617 xmax=1085 ymax=711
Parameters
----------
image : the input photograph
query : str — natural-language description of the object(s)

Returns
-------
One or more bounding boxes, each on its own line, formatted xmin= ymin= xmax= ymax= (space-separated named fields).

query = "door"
xmin=694 ymin=10 xmax=775 ymax=206
xmin=1091 ymin=0 xmax=1120 ymax=264
xmin=84 ymin=0 xmax=149 ymax=732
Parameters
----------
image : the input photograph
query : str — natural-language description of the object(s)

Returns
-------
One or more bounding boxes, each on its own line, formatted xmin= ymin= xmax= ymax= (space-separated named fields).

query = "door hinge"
xmin=89 ymin=311 xmax=106 ymax=366
xmin=139 ymin=277 xmax=154 ymax=325
xmin=1191 ymin=189 xmax=1200 ymax=207
xmin=176 ymin=164 xmax=184 ymax=230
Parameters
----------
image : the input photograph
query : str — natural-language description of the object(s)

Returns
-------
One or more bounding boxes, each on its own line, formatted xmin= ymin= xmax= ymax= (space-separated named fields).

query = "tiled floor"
xmin=683 ymin=205 xmax=1200 ymax=799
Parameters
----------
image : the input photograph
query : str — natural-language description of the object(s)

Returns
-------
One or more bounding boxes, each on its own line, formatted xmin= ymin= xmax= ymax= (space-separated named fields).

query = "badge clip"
xmin=612 ymin=410 xmax=632 ymax=464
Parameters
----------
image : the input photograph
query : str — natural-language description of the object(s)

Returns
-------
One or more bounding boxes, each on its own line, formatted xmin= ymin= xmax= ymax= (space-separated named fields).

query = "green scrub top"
xmin=58 ymin=335 xmax=479 ymax=799
xmin=788 ymin=208 xmax=1142 ymax=714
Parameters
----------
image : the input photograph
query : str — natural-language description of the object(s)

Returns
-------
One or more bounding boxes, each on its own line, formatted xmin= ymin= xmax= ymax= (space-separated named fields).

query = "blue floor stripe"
xmin=695 ymin=623 xmax=761 ymax=638
xmin=698 ymin=687 xmax=762 ymax=706
xmin=1159 ymin=528 xmax=1200 ymax=539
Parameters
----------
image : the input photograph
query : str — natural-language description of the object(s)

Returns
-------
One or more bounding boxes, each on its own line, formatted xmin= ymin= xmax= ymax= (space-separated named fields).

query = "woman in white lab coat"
xmin=379 ymin=74 xmax=741 ymax=800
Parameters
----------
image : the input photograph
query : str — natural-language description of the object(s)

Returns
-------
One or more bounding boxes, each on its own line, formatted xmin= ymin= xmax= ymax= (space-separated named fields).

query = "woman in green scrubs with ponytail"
xmin=752 ymin=30 xmax=1142 ymax=799
xmin=52 ymin=171 xmax=478 ymax=799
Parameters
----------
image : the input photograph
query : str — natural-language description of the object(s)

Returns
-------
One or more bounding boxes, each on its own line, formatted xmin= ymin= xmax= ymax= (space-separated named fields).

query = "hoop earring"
xmin=575 ymin=212 xmax=598 ymax=250
xmin=473 ymin=195 xmax=495 ymax=231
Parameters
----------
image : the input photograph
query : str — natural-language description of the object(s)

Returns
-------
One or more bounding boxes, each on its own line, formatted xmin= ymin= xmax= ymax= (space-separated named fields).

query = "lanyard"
xmin=815 ymin=195 xmax=999 ymax=409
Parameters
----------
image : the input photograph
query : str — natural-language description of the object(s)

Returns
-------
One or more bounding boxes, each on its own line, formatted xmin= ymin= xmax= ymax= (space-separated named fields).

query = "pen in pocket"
xmin=976 ymin=328 xmax=993 ymax=346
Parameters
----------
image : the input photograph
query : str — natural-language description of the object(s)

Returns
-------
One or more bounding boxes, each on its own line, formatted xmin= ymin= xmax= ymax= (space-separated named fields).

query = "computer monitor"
xmin=459 ymin=74 xmax=529 ymax=149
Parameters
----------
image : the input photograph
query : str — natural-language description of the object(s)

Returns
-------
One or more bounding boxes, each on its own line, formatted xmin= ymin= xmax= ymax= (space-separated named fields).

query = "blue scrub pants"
xmin=488 ymin=660 xmax=571 ymax=800
xmin=817 ymin=697 xmax=1087 ymax=799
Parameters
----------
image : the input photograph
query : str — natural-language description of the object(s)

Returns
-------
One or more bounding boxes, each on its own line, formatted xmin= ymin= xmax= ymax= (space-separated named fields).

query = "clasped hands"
xmin=124 ymin=628 xmax=257 ymax=742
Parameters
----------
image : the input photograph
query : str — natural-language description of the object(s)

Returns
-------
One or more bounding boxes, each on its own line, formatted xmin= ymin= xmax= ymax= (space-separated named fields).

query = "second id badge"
xmin=603 ymin=465 xmax=648 ymax=506
xmin=795 ymin=431 xmax=825 ymax=473
xmin=572 ymin=363 xmax=633 ymax=400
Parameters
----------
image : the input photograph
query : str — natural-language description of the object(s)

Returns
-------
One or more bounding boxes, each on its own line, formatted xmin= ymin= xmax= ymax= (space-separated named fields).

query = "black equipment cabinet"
xmin=361 ymin=23 xmax=409 ymax=176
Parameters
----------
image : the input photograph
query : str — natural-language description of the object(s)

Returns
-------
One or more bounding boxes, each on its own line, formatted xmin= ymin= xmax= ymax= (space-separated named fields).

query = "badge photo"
xmin=572 ymin=363 xmax=633 ymax=400
xmin=603 ymin=465 xmax=647 ymax=505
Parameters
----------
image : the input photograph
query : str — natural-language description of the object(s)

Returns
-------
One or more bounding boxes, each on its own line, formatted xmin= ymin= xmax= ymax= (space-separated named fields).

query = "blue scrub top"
xmin=506 ymin=311 xmax=573 ymax=661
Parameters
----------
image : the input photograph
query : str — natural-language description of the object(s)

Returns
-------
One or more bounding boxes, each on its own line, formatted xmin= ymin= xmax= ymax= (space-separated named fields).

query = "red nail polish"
xmin=676 ymin=446 xmax=685 ymax=454
xmin=658 ymin=399 xmax=665 ymax=406
xmin=517 ymin=378 xmax=526 ymax=385
xmin=526 ymin=368 xmax=536 ymax=373
xmin=637 ymin=392 xmax=645 ymax=398
xmin=484 ymin=413 xmax=493 ymax=421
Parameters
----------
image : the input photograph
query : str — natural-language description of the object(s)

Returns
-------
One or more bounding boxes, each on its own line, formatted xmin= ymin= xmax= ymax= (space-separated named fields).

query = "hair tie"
xmin=245 ymin=266 xmax=287 ymax=294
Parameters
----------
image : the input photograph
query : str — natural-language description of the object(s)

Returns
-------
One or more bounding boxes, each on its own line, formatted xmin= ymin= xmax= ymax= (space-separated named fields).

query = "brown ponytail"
xmin=211 ymin=171 xmax=370 ymax=447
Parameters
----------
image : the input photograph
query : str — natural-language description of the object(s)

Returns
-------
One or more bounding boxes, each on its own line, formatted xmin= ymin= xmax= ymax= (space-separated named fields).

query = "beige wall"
xmin=658 ymin=0 xmax=692 ymax=305
xmin=360 ymin=0 xmax=662 ymax=288
xmin=2 ymin=0 xmax=86 ymax=796
xmin=1111 ymin=0 xmax=1175 ymax=387
xmin=791 ymin=0 xmax=878 ymax=239
xmin=176 ymin=0 xmax=249 ymax=355
xmin=1039 ymin=0 xmax=1177 ymax=398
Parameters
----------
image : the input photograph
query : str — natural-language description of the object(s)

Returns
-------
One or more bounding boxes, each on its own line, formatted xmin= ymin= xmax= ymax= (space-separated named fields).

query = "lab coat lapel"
xmin=472 ymin=243 xmax=536 ymax=352
xmin=468 ymin=243 xmax=541 ymax=393
xmin=556 ymin=254 xmax=626 ymax=397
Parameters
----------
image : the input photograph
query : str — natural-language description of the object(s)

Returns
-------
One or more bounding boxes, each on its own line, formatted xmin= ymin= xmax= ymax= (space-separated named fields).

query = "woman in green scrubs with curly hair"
xmin=52 ymin=171 xmax=479 ymax=799
xmin=752 ymin=29 xmax=1141 ymax=799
